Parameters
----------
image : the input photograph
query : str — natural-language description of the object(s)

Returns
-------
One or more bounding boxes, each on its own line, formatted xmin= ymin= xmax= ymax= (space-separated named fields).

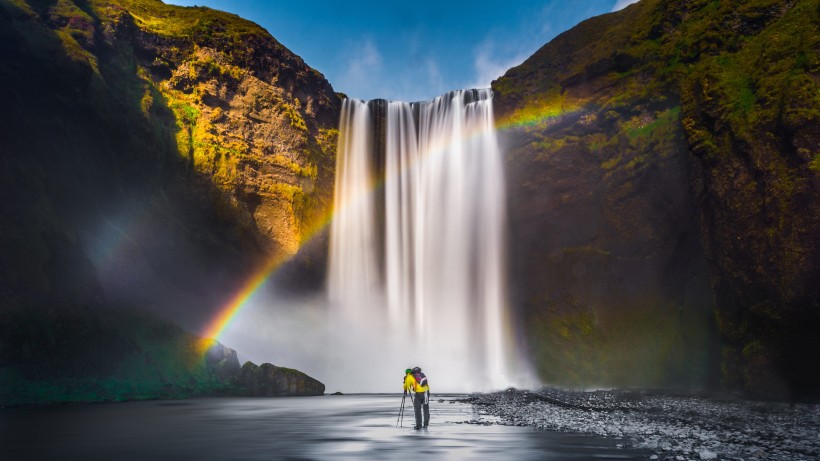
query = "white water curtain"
xmin=328 ymin=90 xmax=531 ymax=392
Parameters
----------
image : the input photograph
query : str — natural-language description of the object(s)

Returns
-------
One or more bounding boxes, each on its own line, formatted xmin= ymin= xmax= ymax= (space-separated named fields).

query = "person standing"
xmin=403 ymin=366 xmax=430 ymax=429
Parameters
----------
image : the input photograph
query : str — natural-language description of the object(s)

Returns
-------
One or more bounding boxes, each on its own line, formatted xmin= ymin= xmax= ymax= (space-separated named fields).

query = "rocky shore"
xmin=466 ymin=388 xmax=820 ymax=460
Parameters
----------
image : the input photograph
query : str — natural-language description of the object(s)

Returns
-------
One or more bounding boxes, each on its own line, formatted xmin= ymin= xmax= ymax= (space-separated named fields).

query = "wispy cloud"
xmin=470 ymin=2 xmax=636 ymax=89
xmin=389 ymin=57 xmax=448 ymax=102
xmin=469 ymin=4 xmax=561 ymax=89
xmin=470 ymin=38 xmax=533 ymax=89
xmin=339 ymin=37 xmax=384 ymax=96
xmin=337 ymin=2 xmax=627 ymax=101
xmin=424 ymin=59 xmax=444 ymax=93
xmin=335 ymin=35 xmax=447 ymax=101
xmin=612 ymin=0 xmax=640 ymax=11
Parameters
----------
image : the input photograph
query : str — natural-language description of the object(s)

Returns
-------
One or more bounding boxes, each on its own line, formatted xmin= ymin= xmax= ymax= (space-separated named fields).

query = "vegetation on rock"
xmin=494 ymin=0 xmax=819 ymax=399
xmin=0 ymin=306 xmax=241 ymax=405
xmin=0 ymin=0 xmax=338 ymax=405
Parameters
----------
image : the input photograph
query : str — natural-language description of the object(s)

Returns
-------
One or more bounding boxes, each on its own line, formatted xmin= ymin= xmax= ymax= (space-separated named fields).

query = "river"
xmin=1 ymin=395 xmax=651 ymax=460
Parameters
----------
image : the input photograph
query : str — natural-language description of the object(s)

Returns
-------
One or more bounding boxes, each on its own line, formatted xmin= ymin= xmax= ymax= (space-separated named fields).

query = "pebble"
xmin=466 ymin=388 xmax=820 ymax=461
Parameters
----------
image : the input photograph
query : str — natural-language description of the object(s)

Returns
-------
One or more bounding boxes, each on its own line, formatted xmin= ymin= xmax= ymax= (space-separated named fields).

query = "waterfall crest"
xmin=328 ymin=89 xmax=530 ymax=392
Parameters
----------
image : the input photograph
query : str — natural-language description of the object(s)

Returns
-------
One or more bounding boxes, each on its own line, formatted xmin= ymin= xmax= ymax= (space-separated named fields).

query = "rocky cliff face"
xmin=494 ymin=0 xmax=819 ymax=399
xmin=0 ymin=0 xmax=340 ymax=321
xmin=111 ymin=0 xmax=340 ymax=259
xmin=236 ymin=361 xmax=325 ymax=397
xmin=0 ymin=0 xmax=338 ymax=404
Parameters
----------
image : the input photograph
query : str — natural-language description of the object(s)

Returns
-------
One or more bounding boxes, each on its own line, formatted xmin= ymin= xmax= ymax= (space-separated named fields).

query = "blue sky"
xmin=166 ymin=0 xmax=640 ymax=101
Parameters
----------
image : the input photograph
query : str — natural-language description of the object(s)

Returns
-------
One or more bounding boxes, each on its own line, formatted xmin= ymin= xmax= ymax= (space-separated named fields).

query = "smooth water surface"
xmin=1 ymin=395 xmax=651 ymax=460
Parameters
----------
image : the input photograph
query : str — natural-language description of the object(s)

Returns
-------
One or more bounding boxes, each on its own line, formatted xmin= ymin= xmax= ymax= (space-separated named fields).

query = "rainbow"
xmin=198 ymin=208 xmax=336 ymax=347
xmin=200 ymin=255 xmax=280 ymax=342
xmin=495 ymin=99 xmax=583 ymax=131
xmin=198 ymin=95 xmax=584 ymax=349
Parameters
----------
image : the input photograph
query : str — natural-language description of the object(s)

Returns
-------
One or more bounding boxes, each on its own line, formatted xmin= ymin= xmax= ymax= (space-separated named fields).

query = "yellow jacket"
xmin=404 ymin=373 xmax=429 ymax=393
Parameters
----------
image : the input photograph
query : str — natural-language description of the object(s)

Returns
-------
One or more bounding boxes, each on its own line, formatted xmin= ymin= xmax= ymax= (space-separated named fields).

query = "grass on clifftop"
xmin=107 ymin=0 xmax=267 ymax=39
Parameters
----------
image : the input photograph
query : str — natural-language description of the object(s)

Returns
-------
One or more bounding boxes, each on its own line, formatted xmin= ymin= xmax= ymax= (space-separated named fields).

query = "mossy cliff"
xmin=1 ymin=0 xmax=340 ymax=305
xmin=1 ymin=306 xmax=245 ymax=405
xmin=494 ymin=0 xmax=819 ymax=399
xmin=0 ymin=0 xmax=337 ymax=404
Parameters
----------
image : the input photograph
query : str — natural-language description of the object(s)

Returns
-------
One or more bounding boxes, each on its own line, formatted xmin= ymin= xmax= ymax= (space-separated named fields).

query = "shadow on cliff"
xmin=0 ymin=0 xmax=291 ymax=404
xmin=497 ymin=97 xmax=720 ymax=393
xmin=492 ymin=0 xmax=820 ymax=401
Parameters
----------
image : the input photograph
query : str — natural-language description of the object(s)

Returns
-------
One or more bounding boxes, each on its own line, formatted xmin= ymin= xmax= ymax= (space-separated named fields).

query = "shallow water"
xmin=1 ymin=395 xmax=651 ymax=460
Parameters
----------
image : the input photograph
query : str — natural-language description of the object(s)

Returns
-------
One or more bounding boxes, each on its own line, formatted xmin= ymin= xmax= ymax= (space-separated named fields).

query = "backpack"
xmin=412 ymin=371 xmax=428 ymax=389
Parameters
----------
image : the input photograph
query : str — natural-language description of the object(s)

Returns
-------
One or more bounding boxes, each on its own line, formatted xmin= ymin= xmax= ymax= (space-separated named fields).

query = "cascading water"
xmin=328 ymin=89 xmax=531 ymax=392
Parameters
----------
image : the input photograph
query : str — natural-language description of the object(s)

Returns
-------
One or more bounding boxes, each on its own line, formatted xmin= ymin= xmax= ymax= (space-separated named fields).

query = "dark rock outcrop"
xmin=236 ymin=361 xmax=325 ymax=396
xmin=494 ymin=0 xmax=819 ymax=399
xmin=204 ymin=341 xmax=241 ymax=380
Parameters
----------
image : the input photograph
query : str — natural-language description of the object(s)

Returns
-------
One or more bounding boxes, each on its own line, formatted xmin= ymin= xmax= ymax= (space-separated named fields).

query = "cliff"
xmin=236 ymin=361 xmax=325 ymax=397
xmin=0 ymin=305 xmax=241 ymax=405
xmin=494 ymin=0 xmax=819 ymax=399
xmin=0 ymin=0 xmax=337 ymax=404
xmin=0 ymin=0 xmax=339 ymax=317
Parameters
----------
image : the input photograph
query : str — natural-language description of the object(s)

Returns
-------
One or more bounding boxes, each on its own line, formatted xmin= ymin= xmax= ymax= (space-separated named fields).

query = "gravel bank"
xmin=465 ymin=388 xmax=820 ymax=460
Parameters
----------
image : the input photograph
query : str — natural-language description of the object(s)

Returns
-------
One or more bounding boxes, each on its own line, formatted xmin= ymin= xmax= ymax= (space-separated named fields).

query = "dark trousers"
xmin=412 ymin=391 xmax=430 ymax=428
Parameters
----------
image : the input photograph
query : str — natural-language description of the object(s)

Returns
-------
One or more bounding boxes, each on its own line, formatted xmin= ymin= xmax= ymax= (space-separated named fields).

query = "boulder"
xmin=236 ymin=361 xmax=325 ymax=396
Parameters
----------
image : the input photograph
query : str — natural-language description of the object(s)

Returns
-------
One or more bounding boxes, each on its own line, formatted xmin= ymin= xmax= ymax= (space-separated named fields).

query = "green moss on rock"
xmin=495 ymin=0 xmax=819 ymax=399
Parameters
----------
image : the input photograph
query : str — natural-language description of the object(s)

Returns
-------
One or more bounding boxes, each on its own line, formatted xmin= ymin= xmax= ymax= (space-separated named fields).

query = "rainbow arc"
xmin=198 ymin=96 xmax=582 ymax=349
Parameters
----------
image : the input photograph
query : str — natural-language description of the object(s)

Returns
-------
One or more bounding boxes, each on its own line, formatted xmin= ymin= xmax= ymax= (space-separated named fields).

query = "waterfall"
xmin=328 ymin=89 xmax=529 ymax=392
